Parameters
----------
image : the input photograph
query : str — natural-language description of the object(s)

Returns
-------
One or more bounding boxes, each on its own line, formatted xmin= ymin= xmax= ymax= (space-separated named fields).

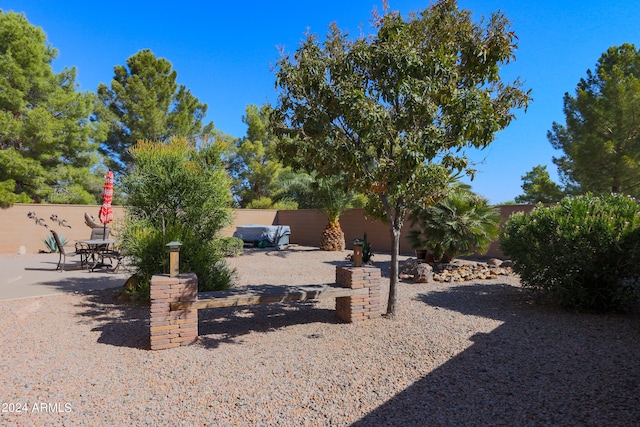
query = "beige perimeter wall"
xmin=1 ymin=204 xmax=535 ymax=257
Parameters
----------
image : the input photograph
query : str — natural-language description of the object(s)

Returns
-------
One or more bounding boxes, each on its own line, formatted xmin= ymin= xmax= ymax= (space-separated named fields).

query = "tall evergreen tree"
xmin=0 ymin=10 xmax=106 ymax=206
xmin=227 ymin=104 xmax=288 ymax=206
xmin=549 ymin=43 xmax=640 ymax=197
xmin=515 ymin=165 xmax=564 ymax=204
xmin=97 ymin=49 xmax=213 ymax=174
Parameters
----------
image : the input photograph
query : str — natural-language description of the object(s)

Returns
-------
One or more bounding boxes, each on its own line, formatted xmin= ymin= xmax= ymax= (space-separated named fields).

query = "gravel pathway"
xmin=1 ymin=246 xmax=639 ymax=426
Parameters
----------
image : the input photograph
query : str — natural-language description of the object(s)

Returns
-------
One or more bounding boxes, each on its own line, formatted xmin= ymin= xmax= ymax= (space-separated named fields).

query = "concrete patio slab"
xmin=0 ymin=253 xmax=130 ymax=300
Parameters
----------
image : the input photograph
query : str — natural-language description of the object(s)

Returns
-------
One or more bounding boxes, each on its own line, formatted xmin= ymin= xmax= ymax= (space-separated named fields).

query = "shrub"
xmin=246 ymin=196 xmax=298 ymax=210
xmin=216 ymin=237 xmax=244 ymax=257
xmin=359 ymin=232 xmax=374 ymax=264
xmin=120 ymin=138 xmax=235 ymax=298
xmin=500 ymin=194 xmax=640 ymax=312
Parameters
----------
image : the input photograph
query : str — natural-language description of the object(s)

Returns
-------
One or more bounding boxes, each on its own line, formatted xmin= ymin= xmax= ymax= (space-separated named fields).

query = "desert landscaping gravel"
xmin=1 ymin=245 xmax=639 ymax=426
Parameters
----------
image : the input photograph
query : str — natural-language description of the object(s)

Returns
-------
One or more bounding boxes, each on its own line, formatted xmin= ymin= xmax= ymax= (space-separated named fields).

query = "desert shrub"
xmin=246 ymin=196 xmax=298 ymax=210
xmin=216 ymin=237 xmax=244 ymax=257
xmin=120 ymin=138 xmax=235 ymax=298
xmin=500 ymin=194 xmax=640 ymax=312
xmin=362 ymin=232 xmax=374 ymax=264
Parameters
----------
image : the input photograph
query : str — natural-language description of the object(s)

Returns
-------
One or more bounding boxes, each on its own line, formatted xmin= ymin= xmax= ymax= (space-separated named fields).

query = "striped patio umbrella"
xmin=98 ymin=170 xmax=114 ymax=238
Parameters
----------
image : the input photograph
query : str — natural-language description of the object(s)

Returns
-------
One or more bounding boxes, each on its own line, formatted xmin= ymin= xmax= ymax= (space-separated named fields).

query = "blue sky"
xmin=3 ymin=0 xmax=640 ymax=203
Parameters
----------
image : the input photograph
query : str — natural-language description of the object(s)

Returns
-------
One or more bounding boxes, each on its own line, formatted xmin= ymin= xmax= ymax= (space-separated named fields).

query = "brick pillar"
xmin=335 ymin=266 xmax=381 ymax=322
xmin=150 ymin=273 xmax=198 ymax=350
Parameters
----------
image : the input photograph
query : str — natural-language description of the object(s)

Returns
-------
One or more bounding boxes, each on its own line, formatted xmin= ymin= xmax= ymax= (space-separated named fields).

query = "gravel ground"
xmin=1 ymin=245 xmax=639 ymax=426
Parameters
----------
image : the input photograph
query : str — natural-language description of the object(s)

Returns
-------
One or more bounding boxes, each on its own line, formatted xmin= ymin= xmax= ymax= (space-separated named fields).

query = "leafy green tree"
xmin=228 ymin=104 xmax=288 ymax=206
xmin=97 ymin=49 xmax=213 ymax=175
xmin=514 ymin=165 xmax=564 ymax=203
xmin=272 ymin=0 xmax=530 ymax=315
xmin=120 ymin=138 xmax=234 ymax=297
xmin=408 ymin=183 xmax=501 ymax=262
xmin=0 ymin=10 xmax=107 ymax=206
xmin=549 ymin=43 xmax=640 ymax=197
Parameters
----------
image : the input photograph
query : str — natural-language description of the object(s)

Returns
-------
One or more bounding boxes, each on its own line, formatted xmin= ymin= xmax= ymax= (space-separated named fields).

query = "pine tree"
xmin=0 ymin=10 xmax=106 ymax=205
xmin=549 ymin=43 xmax=640 ymax=197
xmin=515 ymin=165 xmax=564 ymax=203
xmin=97 ymin=49 xmax=213 ymax=174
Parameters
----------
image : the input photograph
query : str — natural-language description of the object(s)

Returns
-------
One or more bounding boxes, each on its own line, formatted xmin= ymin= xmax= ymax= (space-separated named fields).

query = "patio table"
xmin=75 ymin=238 xmax=116 ymax=271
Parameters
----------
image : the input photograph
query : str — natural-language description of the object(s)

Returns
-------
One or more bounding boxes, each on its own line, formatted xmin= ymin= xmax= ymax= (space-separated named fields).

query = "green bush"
xmin=216 ymin=237 xmax=244 ymax=257
xmin=246 ymin=196 xmax=298 ymax=210
xmin=120 ymin=139 xmax=235 ymax=298
xmin=500 ymin=194 xmax=640 ymax=312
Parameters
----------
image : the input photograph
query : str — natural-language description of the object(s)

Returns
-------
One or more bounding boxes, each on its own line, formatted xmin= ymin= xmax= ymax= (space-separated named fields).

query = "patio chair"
xmin=100 ymin=248 xmax=126 ymax=273
xmin=87 ymin=226 xmax=110 ymax=241
xmin=50 ymin=229 xmax=81 ymax=272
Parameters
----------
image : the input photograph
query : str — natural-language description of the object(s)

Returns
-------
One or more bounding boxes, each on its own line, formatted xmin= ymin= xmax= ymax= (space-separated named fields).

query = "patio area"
xmin=0 ymin=253 xmax=129 ymax=300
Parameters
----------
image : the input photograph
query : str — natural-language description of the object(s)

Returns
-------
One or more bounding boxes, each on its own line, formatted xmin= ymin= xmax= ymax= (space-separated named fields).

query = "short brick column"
xmin=150 ymin=273 xmax=198 ymax=350
xmin=335 ymin=266 xmax=381 ymax=322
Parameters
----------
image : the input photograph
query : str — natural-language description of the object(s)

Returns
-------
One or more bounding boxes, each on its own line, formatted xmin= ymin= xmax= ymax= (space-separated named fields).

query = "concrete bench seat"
xmin=170 ymin=283 xmax=369 ymax=311
xmin=150 ymin=266 xmax=382 ymax=350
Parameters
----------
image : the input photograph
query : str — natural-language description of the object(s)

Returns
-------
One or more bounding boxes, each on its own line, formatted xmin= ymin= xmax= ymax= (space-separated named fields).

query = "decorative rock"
xmin=501 ymin=259 xmax=514 ymax=268
xmin=411 ymin=263 xmax=433 ymax=283
xmin=487 ymin=258 xmax=503 ymax=267
xmin=399 ymin=258 xmax=513 ymax=283
xmin=400 ymin=258 xmax=421 ymax=274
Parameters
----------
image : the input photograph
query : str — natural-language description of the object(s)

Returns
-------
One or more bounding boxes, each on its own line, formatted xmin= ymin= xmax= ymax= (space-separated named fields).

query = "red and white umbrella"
xmin=98 ymin=170 xmax=114 ymax=237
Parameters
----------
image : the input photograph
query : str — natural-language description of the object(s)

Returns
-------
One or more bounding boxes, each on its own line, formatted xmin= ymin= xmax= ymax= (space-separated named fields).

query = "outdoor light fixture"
xmin=166 ymin=241 xmax=182 ymax=277
xmin=352 ymin=238 xmax=363 ymax=267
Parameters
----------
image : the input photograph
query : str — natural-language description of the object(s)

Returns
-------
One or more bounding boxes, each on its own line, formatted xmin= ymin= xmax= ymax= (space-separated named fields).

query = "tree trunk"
xmin=386 ymin=226 xmax=401 ymax=317
xmin=319 ymin=221 xmax=345 ymax=251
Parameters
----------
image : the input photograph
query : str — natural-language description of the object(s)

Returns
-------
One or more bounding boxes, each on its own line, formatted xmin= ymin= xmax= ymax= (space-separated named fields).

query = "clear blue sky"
xmin=3 ymin=0 xmax=640 ymax=204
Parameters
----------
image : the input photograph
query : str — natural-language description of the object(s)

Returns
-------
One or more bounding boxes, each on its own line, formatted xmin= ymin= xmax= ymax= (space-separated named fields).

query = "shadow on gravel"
xmin=351 ymin=282 xmax=640 ymax=426
xmin=198 ymin=303 xmax=340 ymax=349
xmin=27 ymin=275 xmax=125 ymax=294
xmin=239 ymin=246 xmax=319 ymax=258
xmin=74 ymin=288 xmax=150 ymax=350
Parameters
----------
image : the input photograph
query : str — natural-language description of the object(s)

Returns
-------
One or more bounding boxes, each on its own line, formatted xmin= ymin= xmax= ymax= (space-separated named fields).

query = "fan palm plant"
xmin=408 ymin=185 xmax=500 ymax=262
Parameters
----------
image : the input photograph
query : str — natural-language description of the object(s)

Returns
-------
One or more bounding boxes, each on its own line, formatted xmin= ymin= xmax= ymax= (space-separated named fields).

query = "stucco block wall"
xmin=0 ymin=204 xmax=535 ymax=258
xmin=0 ymin=204 xmax=126 ymax=255
xmin=276 ymin=208 xmax=416 ymax=254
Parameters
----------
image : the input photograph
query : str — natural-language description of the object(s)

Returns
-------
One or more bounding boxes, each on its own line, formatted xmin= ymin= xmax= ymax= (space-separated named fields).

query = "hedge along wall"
xmin=0 ymin=204 xmax=534 ymax=257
